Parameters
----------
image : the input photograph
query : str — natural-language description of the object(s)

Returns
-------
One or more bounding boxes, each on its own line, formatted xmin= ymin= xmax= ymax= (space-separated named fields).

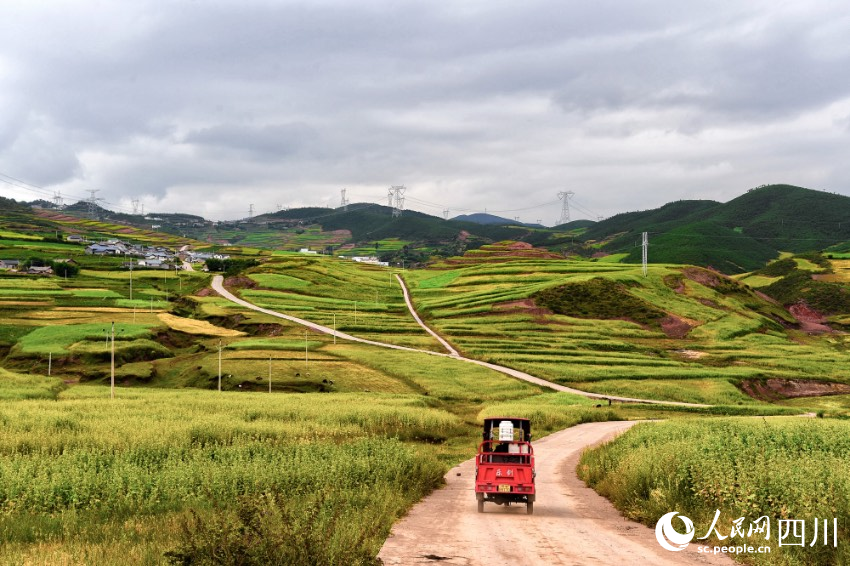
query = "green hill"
xmin=584 ymin=185 xmax=850 ymax=273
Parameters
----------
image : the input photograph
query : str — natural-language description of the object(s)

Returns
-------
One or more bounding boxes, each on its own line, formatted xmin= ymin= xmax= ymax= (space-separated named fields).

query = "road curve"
xmin=211 ymin=275 xmax=709 ymax=407
xmin=395 ymin=273 xmax=460 ymax=356
xmin=378 ymin=421 xmax=733 ymax=566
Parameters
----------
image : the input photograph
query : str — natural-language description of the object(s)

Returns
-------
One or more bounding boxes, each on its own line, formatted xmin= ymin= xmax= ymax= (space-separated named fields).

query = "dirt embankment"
xmin=788 ymin=301 xmax=833 ymax=333
xmin=740 ymin=378 xmax=850 ymax=402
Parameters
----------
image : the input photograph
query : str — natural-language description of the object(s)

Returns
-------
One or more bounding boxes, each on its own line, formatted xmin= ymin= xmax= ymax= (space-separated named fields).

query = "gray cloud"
xmin=0 ymin=0 xmax=848 ymax=222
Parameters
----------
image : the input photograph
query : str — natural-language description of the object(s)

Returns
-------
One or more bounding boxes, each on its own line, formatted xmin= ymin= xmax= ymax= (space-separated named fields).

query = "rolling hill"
xmin=9 ymin=183 xmax=850 ymax=273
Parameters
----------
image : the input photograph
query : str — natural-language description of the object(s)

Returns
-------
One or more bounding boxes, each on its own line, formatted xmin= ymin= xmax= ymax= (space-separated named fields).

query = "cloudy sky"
xmin=1 ymin=1 xmax=849 ymax=224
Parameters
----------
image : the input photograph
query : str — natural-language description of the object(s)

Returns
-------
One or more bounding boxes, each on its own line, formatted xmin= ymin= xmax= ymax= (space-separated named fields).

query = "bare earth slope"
xmin=378 ymin=421 xmax=733 ymax=565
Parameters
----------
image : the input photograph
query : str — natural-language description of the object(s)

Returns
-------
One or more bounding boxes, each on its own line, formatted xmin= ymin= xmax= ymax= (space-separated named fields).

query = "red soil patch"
xmin=788 ymin=300 xmax=833 ymax=333
xmin=223 ymin=276 xmax=258 ymax=289
xmin=698 ymin=298 xmax=725 ymax=310
xmin=659 ymin=315 xmax=693 ymax=338
xmin=740 ymin=378 xmax=850 ymax=401
xmin=682 ymin=267 xmax=724 ymax=288
xmin=195 ymin=288 xmax=214 ymax=297
xmin=493 ymin=299 xmax=552 ymax=317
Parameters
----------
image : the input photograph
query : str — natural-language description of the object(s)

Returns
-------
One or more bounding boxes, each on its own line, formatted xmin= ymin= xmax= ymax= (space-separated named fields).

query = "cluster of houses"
xmin=85 ymin=239 xmax=181 ymax=270
xmin=0 ymin=259 xmax=77 ymax=275
xmin=1 ymin=229 xmax=238 ymax=276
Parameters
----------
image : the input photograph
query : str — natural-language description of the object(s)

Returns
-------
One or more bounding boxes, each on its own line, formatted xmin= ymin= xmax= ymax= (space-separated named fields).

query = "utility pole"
xmin=557 ymin=191 xmax=574 ymax=225
xmin=110 ymin=322 xmax=115 ymax=400
xmin=218 ymin=340 xmax=222 ymax=392
xmin=48 ymin=352 xmax=52 ymax=376
xmin=129 ymin=261 xmax=133 ymax=300
xmin=642 ymin=232 xmax=649 ymax=277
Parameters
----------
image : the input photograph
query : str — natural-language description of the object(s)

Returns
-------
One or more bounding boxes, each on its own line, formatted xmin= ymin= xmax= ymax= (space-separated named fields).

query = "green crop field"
xmin=579 ymin=417 xmax=850 ymax=565
xmin=4 ymin=197 xmax=850 ymax=565
xmin=404 ymin=256 xmax=850 ymax=405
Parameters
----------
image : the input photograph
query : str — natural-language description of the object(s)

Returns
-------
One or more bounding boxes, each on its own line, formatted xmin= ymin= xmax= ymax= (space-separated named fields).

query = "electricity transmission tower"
xmin=641 ymin=232 xmax=649 ymax=277
xmin=52 ymin=191 xmax=64 ymax=209
xmin=248 ymin=204 xmax=254 ymax=219
xmin=557 ymin=191 xmax=574 ymax=225
xmin=443 ymin=209 xmax=450 ymax=220
xmin=86 ymin=190 xmax=104 ymax=219
xmin=388 ymin=185 xmax=406 ymax=217
xmin=131 ymin=199 xmax=140 ymax=215
xmin=340 ymin=188 xmax=350 ymax=211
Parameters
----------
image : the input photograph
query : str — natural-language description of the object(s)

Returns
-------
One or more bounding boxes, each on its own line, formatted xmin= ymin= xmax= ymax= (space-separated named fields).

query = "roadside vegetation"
xmin=579 ymin=418 xmax=850 ymax=565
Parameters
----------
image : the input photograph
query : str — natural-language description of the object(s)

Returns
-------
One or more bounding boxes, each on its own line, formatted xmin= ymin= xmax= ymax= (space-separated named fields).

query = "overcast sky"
xmin=1 ymin=1 xmax=848 ymax=224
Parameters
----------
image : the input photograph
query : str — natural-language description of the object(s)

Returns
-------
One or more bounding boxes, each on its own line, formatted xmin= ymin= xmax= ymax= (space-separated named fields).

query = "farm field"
xmin=579 ymin=417 xmax=850 ymax=565
xmin=2 ymin=219 xmax=850 ymax=564
xmin=216 ymin=254 xmax=446 ymax=352
xmin=404 ymin=255 xmax=850 ymax=405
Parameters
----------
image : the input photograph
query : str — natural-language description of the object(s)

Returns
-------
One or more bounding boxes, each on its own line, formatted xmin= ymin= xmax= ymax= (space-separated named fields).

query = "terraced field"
xmin=405 ymin=257 xmax=850 ymax=405
xmin=214 ymin=255 xmax=445 ymax=352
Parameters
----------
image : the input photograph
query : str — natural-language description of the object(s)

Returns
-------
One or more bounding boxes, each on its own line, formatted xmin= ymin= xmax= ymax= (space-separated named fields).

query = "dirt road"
xmin=378 ymin=421 xmax=732 ymax=565
xmin=211 ymin=275 xmax=709 ymax=408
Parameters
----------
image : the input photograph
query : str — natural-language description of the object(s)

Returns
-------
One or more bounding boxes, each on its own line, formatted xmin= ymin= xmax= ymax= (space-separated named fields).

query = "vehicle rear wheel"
xmin=478 ymin=499 xmax=484 ymax=513
xmin=526 ymin=502 xmax=533 ymax=515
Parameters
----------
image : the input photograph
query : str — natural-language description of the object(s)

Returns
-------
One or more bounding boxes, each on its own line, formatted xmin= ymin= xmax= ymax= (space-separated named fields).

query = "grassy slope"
xmin=405 ymin=255 xmax=850 ymax=405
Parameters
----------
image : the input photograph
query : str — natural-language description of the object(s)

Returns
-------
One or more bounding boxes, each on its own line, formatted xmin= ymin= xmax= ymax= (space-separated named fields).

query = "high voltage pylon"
xmin=557 ymin=191 xmax=574 ymax=225
xmin=443 ymin=209 xmax=450 ymax=220
xmin=52 ymin=191 xmax=64 ymax=209
xmin=641 ymin=232 xmax=649 ymax=277
xmin=340 ymin=188 xmax=350 ymax=211
xmin=86 ymin=189 xmax=103 ymax=219
xmin=388 ymin=185 xmax=406 ymax=217
xmin=131 ymin=199 xmax=140 ymax=215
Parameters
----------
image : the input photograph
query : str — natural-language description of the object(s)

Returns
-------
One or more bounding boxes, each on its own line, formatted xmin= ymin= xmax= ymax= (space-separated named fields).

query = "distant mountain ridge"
xmin=450 ymin=213 xmax=542 ymax=227
xmin=9 ymin=183 xmax=850 ymax=274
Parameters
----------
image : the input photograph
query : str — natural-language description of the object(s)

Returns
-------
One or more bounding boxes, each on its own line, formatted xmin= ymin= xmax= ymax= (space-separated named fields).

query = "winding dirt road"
xmin=210 ymin=275 xmax=708 ymax=407
xmin=378 ymin=421 xmax=733 ymax=565
xmin=210 ymin=275 xmax=730 ymax=563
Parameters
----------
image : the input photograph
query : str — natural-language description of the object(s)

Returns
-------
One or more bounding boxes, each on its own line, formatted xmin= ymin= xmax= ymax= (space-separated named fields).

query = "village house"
xmin=27 ymin=266 xmax=53 ymax=276
xmin=0 ymin=259 xmax=21 ymax=271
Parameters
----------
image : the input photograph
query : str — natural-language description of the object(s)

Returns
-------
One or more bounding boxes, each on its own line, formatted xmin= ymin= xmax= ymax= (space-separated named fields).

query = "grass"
xmin=14 ymin=323 xmax=156 ymax=355
xmin=0 ymin=386 xmax=460 ymax=565
xmin=579 ymin=417 xmax=850 ymax=565
xmin=0 ymin=367 xmax=66 ymax=400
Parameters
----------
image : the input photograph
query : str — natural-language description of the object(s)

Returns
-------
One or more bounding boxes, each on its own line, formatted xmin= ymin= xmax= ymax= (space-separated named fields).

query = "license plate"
xmin=498 ymin=484 xmax=511 ymax=493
